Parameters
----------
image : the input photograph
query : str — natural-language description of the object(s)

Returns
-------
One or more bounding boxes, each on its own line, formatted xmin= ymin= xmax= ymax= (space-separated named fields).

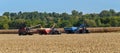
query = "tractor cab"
xmin=76 ymin=24 xmax=89 ymax=33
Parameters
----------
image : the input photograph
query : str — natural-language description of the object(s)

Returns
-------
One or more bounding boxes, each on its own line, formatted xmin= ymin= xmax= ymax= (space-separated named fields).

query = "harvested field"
xmin=0 ymin=33 xmax=120 ymax=53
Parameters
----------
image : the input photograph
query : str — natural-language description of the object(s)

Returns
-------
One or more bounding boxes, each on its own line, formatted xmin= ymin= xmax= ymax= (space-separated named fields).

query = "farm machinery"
xmin=37 ymin=23 xmax=61 ymax=35
xmin=18 ymin=23 xmax=61 ymax=35
xmin=18 ymin=23 xmax=41 ymax=36
xmin=64 ymin=24 xmax=89 ymax=34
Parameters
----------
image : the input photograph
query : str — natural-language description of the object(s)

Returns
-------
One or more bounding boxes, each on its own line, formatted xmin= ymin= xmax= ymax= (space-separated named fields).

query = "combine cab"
xmin=64 ymin=24 xmax=89 ymax=34
xmin=37 ymin=24 xmax=61 ymax=35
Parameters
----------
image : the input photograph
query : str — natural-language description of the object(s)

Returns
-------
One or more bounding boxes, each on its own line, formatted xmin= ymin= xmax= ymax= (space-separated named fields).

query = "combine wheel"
xmin=28 ymin=33 xmax=33 ymax=35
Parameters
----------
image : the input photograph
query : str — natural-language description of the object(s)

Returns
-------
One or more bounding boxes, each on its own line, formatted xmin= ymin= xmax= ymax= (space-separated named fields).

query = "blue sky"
xmin=0 ymin=0 xmax=120 ymax=15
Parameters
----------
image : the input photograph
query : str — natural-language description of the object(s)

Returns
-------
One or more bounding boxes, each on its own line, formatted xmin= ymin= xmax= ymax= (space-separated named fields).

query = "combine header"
xmin=64 ymin=24 xmax=89 ymax=34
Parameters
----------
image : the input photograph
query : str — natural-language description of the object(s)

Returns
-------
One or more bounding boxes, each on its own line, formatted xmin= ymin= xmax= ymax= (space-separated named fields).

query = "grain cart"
xmin=37 ymin=24 xmax=61 ymax=35
xmin=64 ymin=24 xmax=89 ymax=34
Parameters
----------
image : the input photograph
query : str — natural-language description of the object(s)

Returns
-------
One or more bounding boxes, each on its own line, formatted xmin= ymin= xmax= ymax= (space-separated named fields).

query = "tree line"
xmin=0 ymin=9 xmax=120 ymax=29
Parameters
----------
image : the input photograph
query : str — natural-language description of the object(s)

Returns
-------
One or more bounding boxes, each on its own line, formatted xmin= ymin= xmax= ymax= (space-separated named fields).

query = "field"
xmin=0 ymin=33 xmax=120 ymax=53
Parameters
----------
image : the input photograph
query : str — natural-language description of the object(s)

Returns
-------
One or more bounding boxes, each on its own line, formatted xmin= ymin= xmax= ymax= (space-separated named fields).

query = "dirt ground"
xmin=0 ymin=33 xmax=120 ymax=53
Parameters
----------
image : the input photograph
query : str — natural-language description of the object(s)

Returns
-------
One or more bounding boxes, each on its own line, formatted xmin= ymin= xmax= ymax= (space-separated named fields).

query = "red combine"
xmin=18 ymin=27 xmax=33 ymax=35
xmin=18 ymin=23 xmax=41 ymax=36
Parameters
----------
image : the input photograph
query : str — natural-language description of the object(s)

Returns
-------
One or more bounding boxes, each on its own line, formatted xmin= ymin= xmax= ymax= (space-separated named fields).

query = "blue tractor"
xmin=64 ymin=24 xmax=89 ymax=34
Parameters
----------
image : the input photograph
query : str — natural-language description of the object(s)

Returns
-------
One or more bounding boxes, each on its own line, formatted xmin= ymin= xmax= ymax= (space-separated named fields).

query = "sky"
xmin=0 ymin=0 xmax=120 ymax=15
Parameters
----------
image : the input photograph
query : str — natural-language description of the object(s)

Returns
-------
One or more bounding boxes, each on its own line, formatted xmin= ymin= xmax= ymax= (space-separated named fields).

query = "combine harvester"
xmin=64 ymin=24 xmax=89 ymax=34
xmin=18 ymin=23 xmax=41 ymax=36
xmin=18 ymin=23 xmax=61 ymax=36
xmin=37 ymin=23 xmax=61 ymax=35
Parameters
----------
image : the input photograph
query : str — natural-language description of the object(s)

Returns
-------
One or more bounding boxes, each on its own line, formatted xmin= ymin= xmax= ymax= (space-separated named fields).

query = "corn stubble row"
xmin=0 ymin=33 xmax=120 ymax=53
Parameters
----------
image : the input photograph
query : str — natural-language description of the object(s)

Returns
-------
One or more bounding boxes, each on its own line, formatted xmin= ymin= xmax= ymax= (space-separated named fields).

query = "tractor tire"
xmin=19 ymin=33 xmax=22 ymax=36
xmin=19 ymin=33 xmax=27 ymax=36
xmin=65 ymin=31 xmax=70 ymax=34
xmin=79 ymin=30 xmax=83 ymax=33
xmin=54 ymin=31 xmax=58 ymax=34
xmin=85 ymin=30 xmax=90 ymax=33
xmin=38 ymin=32 xmax=43 ymax=35
xmin=54 ymin=31 xmax=61 ymax=35
xmin=28 ymin=33 xmax=33 ymax=35
xmin=57 ymin=32 xmax=61 ymax=35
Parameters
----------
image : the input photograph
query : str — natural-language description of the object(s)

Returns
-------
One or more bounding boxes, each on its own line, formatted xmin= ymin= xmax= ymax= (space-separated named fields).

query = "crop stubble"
xmin=0 ymin=33 xmax=120 ymax=53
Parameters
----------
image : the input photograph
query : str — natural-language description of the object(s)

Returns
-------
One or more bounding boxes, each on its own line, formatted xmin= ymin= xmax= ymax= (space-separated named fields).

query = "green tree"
xmin=95 ymin=18 xmax=102 ymax=27
xmin=3 ymin=12 xmax=10 ymax=17
xmin=72 ymin=10 xmax=79 ymax=16
xmin=84 ymin=19 xmax=97 ymax=27
xmin=2 ymin=16 xmax=10 ymax=29
xmin=3 ymin=24 xmax=9 ymax=29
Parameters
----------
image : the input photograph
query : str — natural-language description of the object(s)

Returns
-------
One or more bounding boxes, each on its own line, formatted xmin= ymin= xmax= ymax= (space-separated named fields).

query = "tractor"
xmin=64 ymin=24 xmax=89 ymax=34
xmin=37 ymin=24 xmax=61 ymax=35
